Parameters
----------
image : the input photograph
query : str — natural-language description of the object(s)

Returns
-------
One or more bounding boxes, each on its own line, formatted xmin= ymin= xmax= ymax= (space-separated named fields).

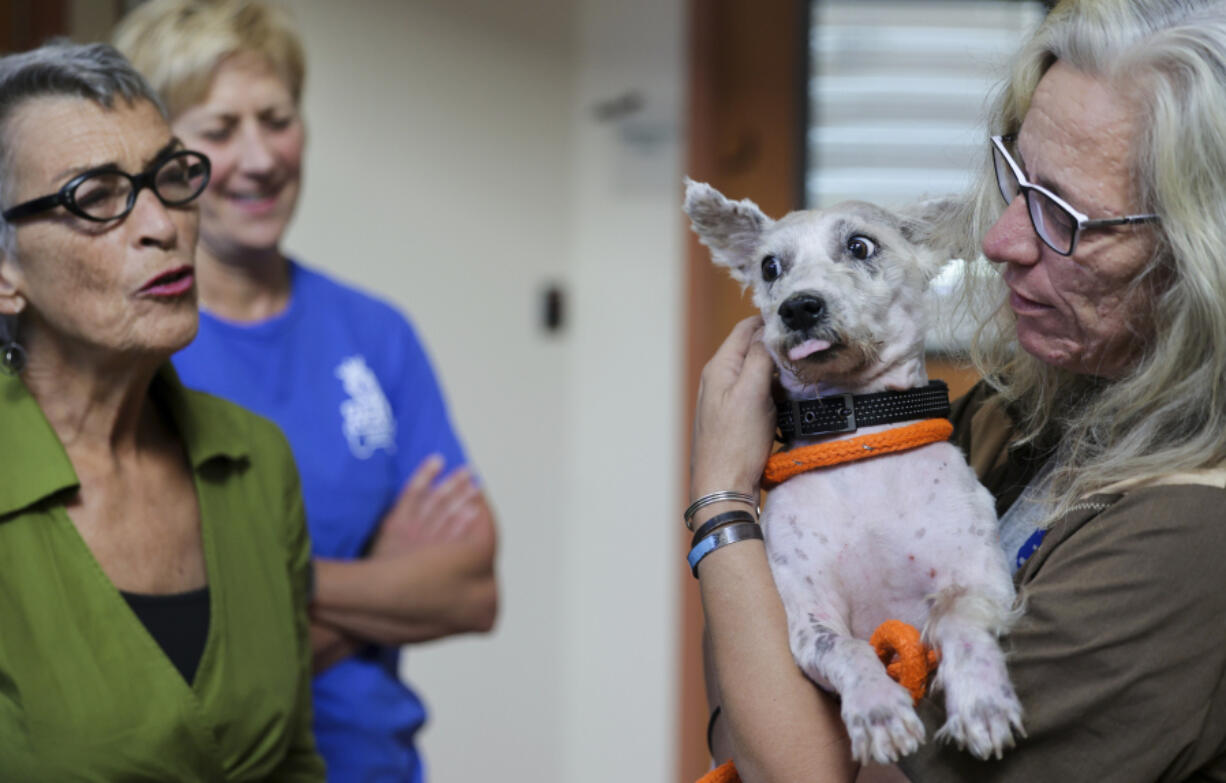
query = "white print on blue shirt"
xmin=335 ymin=355 xmax=397 ymax=459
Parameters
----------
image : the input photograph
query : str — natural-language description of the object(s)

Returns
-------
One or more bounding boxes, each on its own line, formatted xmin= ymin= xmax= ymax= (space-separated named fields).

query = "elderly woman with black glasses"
xmin=0 ymin=41 xmax=323 ymax=780
xmin=688 ymin=1 xmax=1226 ymax=782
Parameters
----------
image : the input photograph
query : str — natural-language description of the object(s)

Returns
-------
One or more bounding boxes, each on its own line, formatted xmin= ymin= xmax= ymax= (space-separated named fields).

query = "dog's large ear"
xmin=683 ymin=178 xmax=771 ymax=284
xmin=897 ymin=195 xmax=977 ymax=281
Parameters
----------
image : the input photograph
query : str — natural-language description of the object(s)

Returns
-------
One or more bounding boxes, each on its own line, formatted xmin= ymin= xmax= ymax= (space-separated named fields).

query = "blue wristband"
xmin=687 ymin=521 xmax=763 ymax=578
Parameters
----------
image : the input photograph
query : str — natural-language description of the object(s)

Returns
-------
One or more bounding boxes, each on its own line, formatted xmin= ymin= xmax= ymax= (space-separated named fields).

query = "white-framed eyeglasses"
xmin=990 ymin=134 xmax=1159 ymax=256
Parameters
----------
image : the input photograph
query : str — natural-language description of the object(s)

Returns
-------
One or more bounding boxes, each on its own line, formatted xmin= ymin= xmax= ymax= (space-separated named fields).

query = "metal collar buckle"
xmin=784 ymin=393 xmax=857 ymax=437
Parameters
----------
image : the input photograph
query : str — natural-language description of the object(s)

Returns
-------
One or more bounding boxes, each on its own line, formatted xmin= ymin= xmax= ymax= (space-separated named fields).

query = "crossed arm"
xmin=307 ymin=455 xmax=498 ymax=672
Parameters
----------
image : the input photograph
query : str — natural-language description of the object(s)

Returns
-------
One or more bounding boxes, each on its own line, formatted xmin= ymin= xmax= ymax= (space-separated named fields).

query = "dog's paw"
xmin=935 ymin=682 xmax=1025 ymax=760
xmin=842 ymin=679 xmax=926 ymax=764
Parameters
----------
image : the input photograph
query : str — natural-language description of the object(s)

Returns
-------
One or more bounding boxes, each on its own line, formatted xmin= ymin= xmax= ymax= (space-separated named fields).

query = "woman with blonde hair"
xmin=690 ymin=0 xmax=1226 ymax=780
xmin=115 ymin=2 xmax=499 ymax=781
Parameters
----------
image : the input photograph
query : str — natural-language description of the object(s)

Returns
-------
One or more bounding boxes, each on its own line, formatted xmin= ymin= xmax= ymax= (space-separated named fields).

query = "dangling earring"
xmin=0 ymin=339 xmax=26 ymax=375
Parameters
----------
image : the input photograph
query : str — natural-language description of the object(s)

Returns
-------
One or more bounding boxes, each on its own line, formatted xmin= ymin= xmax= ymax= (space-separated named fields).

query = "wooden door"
xmin=679 ymin=1 xmax=808 ymax=778
xmin=1 ymin=0 xmax=68 ymax=52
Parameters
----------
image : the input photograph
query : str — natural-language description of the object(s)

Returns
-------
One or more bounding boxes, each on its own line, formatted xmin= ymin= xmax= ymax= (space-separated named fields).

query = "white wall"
xmin=560 ymin=0 xmax=685 ymax=779
xmin=282 ymin=1 xmax=685 ymax=780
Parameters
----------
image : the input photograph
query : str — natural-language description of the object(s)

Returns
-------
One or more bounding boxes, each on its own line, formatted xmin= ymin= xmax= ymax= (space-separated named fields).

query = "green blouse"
xmin=0 ymin=366 xmax=324 ymax=781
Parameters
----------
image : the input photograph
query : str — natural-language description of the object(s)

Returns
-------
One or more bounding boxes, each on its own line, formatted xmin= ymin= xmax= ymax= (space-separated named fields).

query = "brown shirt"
xmin=900 ymin=383 xmax=1226 ymax=782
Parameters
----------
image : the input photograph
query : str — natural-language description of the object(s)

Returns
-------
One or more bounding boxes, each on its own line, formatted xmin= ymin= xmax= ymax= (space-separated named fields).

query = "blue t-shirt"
xmin=173 ymin=261 xmax=469 ymax=782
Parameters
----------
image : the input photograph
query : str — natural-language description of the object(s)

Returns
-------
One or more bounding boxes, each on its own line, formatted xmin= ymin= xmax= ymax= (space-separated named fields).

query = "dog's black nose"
xmin=778 ymin=294 xmax=825 ymax=331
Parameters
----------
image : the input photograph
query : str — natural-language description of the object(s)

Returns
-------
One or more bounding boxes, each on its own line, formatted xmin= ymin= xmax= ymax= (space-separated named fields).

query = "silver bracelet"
xmin=683 ymin=490 xmax=757 ymax=531
xmin=687 ymin=521 xmax=763 ymax=578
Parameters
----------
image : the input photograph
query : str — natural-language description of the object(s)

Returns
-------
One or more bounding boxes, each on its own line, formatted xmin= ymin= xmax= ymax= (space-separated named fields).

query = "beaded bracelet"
xmin=690 ymin=509 xmax=756 ymax=548
xmin=687 ymin=521 xmax=763 ymax=578
xmin=683 ymin=490 xmax=757 ymax=531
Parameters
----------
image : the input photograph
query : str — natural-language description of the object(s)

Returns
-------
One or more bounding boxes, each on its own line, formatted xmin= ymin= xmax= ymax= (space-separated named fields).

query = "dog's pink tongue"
xmin=788 ymin=339 xmax=832 ymax=361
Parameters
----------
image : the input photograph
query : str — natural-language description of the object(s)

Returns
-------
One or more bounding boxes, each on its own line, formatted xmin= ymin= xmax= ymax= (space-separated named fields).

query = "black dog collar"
xmin=776 ymin=380 xmax=951 ymax=441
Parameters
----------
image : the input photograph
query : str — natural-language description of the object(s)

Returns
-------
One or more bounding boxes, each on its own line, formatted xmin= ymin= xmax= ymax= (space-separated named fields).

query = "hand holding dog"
xmin=690 ymin=315 xmax=776 ymax=501
xmin=686 ymin=181 xmax=1022 ymax=764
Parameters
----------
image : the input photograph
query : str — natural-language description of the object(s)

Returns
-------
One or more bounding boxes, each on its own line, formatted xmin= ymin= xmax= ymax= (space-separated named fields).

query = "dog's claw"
xmin=842 ymin=680 xmax=925 ymax=764
xmin=935 ymin=686 xmax=1024 ymax=760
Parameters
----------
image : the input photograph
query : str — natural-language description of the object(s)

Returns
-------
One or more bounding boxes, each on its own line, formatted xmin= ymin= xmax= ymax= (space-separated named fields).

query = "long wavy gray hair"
xmin=937 ymin=0 xmax=1226 ymax=517
xmin=0 ymin=41 xmax=165 ymax=371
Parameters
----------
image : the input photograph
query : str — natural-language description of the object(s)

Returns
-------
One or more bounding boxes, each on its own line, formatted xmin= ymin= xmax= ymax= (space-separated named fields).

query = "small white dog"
xmin=684 ymin=179 xmax=1023 ymax=764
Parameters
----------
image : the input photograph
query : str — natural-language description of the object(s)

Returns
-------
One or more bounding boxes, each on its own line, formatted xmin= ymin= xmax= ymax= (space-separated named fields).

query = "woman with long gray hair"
xmin=690 ymin=0 xmax=1226 ymax=780
xmin=0 ymin=40 xmax=322 ymax=779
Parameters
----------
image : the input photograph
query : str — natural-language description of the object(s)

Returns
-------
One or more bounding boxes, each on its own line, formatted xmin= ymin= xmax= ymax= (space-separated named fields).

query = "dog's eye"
xmin=761 ymin=255 xmax=783 ymax=282
xmin=847 ymin=235 xmax=877 ymax=260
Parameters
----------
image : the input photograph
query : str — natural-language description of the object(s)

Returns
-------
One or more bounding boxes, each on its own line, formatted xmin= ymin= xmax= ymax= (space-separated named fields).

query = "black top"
xmin=121 ymin=586 xmax=210 ymax=684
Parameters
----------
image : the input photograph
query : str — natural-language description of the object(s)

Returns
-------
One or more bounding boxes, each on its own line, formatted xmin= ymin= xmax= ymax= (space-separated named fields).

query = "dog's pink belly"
xmin=764 ymin=530 xmax=943 ymax=634
xmin=762 ymin=447 xmax=1008 ymax=640
xmin=831 ymin=539 xmax=948 ymax=637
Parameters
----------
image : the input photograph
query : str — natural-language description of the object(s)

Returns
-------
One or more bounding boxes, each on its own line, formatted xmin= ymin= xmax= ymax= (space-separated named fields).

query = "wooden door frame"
xmin=1 ymin=0 xmax=68 ymax=52
xmin=679 ymin=1 xmax=808 ymax=778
